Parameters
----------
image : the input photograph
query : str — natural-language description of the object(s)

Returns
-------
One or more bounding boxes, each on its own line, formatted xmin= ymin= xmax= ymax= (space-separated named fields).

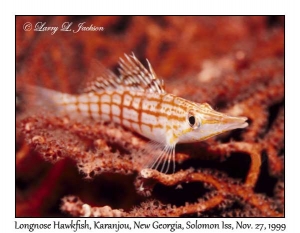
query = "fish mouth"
xmin=201 ymin=114 xmax=249 ymax=133
xmin=222 ymin=116 xmax=249 ymax=130
xmin=194 ymin=104 xmax=249 ymax=141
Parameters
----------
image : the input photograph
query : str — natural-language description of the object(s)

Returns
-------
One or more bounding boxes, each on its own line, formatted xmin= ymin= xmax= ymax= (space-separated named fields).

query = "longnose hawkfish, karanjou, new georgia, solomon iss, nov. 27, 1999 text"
xmin=25 ymin=53 xmax=248 ymax=173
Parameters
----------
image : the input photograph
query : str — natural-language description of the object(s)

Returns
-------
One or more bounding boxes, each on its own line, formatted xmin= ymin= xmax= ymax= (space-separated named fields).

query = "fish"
xmin=23 ymin=53 xmax=248 ymax=173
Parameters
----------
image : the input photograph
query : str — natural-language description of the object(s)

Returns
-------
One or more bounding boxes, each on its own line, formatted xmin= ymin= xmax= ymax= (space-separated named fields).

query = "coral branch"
xmin=141 ymin=169 xmax=282 ymax=217
xmin=61 ymin=196 xmax=125 ymax=217
xmin=207 ymin=142 xmax=262 ymax=187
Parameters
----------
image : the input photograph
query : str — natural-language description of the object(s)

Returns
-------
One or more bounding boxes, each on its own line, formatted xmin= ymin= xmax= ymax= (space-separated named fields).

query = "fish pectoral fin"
xmin=138 ymin=141 xmax=176 ymax=174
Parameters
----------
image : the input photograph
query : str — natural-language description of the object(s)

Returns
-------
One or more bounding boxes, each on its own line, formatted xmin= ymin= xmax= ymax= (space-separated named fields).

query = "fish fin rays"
xmin=83 ymin=60 xmax=122 ymax=93
xmin=83 ymin=53 xmax=166 ymax=94
xmin=118 ymin=53 xmax=166 ymax=94
xmin=140 ymin=141 xmax=176 ymax=174
xmin=18 ymin=85 xmax=66 ymax=114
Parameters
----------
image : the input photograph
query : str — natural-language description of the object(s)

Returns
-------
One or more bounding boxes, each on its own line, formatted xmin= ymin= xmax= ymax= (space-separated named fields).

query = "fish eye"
xmin=188 ymin=111 xmax=200 ymax=129
xmin=188 ymin=115 xmax=195 ymax=126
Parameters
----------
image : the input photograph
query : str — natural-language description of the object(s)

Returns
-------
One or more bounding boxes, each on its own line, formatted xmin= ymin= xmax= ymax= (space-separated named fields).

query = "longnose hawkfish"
xmin=27 ymin=54 xmax=248 ymax=173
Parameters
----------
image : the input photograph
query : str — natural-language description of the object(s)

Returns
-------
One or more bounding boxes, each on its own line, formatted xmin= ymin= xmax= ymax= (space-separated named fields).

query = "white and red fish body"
xmin=26 ymin=54 xmax=248 ymax=172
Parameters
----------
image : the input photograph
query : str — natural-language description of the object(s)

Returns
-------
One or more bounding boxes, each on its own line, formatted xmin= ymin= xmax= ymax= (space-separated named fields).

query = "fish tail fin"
xmin=17 ymin=85 xmax=66 ymax=114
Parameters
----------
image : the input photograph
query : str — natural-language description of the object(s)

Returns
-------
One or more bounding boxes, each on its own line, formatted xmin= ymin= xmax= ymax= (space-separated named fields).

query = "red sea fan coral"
xmin=16 ymin=16 xmax=284 ymax=217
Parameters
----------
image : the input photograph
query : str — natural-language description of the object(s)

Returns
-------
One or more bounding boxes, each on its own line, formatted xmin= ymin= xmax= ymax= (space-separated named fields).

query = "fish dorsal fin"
xmin=84 ymin=53 xmax=165 ymax=94
xmin=83 ymin=61 xmax=122 ymax=93
xmin=118 ymin=53 xmax=165 ymax=93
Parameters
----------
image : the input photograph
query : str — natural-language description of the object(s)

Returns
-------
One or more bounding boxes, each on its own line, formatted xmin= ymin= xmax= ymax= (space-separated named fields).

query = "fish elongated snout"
xmin=200 ymin=110 xmax=249 ymax=134
xmin=221 ymin=115 xmax=249 ymax=129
